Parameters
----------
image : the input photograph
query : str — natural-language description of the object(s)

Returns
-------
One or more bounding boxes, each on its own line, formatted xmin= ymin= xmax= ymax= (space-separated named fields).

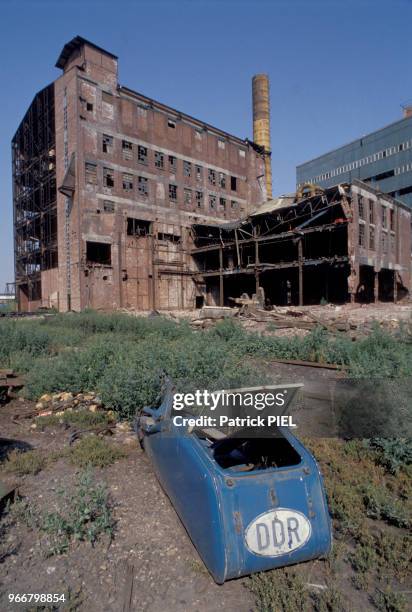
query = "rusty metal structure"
xmin=191 ymin=181 xmax=411 ymax=307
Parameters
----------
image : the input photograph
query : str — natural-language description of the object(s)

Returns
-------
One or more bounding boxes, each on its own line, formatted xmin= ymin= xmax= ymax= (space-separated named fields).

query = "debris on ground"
xmin=0 ymin=369 xmax=24 ymax=403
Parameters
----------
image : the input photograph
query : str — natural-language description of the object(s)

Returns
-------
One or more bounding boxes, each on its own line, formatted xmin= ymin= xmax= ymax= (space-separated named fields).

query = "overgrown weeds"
xmin=13 ymin=469 xmax=114 ymax=556
xmin=1 ymin=449 xmax=47 ymax=476
xmin=68 ymin=436 xmax=126 ymax=468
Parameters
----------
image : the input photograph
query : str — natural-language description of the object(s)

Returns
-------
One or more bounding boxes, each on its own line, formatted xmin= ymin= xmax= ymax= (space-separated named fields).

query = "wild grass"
xmin=68 ymin=436 xmax=126 ymax=468
xmin=1 ymin=449 xmax=47 ymax=476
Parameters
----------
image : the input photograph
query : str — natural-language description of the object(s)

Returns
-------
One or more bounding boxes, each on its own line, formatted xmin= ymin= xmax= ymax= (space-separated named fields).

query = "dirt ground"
xmin=0 ymin=356 xmax=410 ymax=611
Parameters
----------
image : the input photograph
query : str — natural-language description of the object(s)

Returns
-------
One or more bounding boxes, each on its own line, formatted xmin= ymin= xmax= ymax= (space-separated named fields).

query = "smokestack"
xmin=252 ymin=74 xmax=272 ymax=199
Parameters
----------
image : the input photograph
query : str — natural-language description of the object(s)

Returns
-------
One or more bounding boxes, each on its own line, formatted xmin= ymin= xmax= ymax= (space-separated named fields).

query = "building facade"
xmin=12 ymin=37 xmax=266 ymax=312
xmin=296 ymin=112 xmax=412 ymax=208
xmin=191 ymin=180 xmax=411 ymax=306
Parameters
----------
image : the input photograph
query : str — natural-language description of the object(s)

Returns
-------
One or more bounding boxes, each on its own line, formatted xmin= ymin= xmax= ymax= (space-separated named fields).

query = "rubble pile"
xmin=35 ymin=391 xmax=106 ymax=418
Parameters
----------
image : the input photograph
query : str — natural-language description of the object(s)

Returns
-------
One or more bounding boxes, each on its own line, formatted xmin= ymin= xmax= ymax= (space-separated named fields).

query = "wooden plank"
xmin=270 ymin=358 xmax=341 ymax=370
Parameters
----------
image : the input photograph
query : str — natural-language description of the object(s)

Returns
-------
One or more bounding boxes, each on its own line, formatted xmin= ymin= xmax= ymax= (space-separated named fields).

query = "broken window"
xmin=86 ymin=102 xmax=93 ymax=112
xmin=369 ymin=200 xmax=374 ymax=224
xmin=196 ymin=165 xmax=203 ymax=181
xmin=359 ymin=223 xmax=365 ymax=247
xmin=231 ymin=200 xmax=238 ymax=210
xmin=230 ymin=176 xmax=237 ymax=191
xmin=369 ymin=227 xmax=375 ymax=250
xmin=219 ymin=197 xmax=226 ymax=210
xmin=382 ymin=206 xmax=387 ymax=228
xmin=85 ymin=162 xmax=97 ymax=185
xmin=155 ymin=151 xmax=165 ymax=169
xmin=184 ymin=161 xmax=192 ymax=177
xmin=390 ymin=209 xmax=395 ymax=231
xmin=158 ymin=232 xmax=181 ymax=244
xmin=138 ymin=145 xmax=148 ymax=165
xmin=103 ymin=167 xmax=114 ymax=188
xmin=208 ymin=169 xmax=216 ymax=186
xmin=358 ymin=195 xmax=364 ymax=219
xmin=138 ymin=176 xmax=148 ymax=196
xmin=103 ymin=200 xmax=115 ymax=213
xmin=219 ymin=173 xmax=226 ymax=189
xmin=127 ymin=218 xmax=151 ymax=236
xmin=122 ymin=173 xmax=134 ymax=191
xmin=86 ymin=241 xmax=111 ymax=265
xmin=102 ymin=134 xmax=113 ymax=154
xmin=122 ymin=140 xmax=133 ymax=160
xmin=168 ymin=155 xmax=177 ymax=173
xmin=209 ymin=195 xmax=217 ymax=210
xmin=169 ymin=184 xmax=177 ymax=202
xmin=168 ymin=119 xmax=176 ymax=129
xmin=382 ymin=231 xmax=388 ymax=253
xmin=184 ymin=188 xmax=193 ymax=206
xmin=196 ymin=191 xmax=203 ymax=208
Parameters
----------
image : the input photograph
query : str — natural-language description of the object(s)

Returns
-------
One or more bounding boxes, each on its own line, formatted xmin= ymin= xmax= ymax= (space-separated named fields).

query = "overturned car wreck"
xmin=136 ymin=382 xmax=332 ymax=584
xmin=191 ymin=180 xmax=411 ymax=308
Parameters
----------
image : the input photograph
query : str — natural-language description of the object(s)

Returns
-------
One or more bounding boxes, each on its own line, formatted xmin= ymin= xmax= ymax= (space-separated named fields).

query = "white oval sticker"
xmin=245 ymin=508 xmax=311 ymax=557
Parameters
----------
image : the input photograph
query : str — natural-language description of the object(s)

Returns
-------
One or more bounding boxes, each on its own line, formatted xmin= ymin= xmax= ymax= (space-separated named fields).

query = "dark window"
xmin=358 ymin=194 xmax=364 ymax=219
xmin=390 ymin=209 xmax=395 ymax=231
xmin=369 ymin=226 xmax=375 ymax=250
xmin=208 ymin=169 xmax=216 ymax=186
xmin=168 ymin=155 xmax=177 ymax=172
xmin=103 ymin=200 xmax=115 ymax=213
xmin=382 ymin=231 xmax=388 ymax=253
xmin=196 ymin=191 xmax=203 ymax=208
xmin=122 ymin=173 xmax=133 ymax=191
xmin=103 ymin=167 xmax=114 ymax=188
xmin=184 ymin=161 xmax=192 ymax=177
xmin=138 ymin=176 xmax=148 ymax=196
xmin=231 ymin=200 xmax=238 ymax=210
xmin=169 ymin=184 xmax=177 ymax=201
xmin=86 ymin=241 xmax=111 ymax=265
xmin=219 ymin=197 xmax=226 ymax=210
xmin=85 ymin=162 xmax=97 ymax=184
xmin=102 ymin=134 xmax=113 ymax=154
xmin=122 ymin=140 xmax=133 ymax=160
xmin=155 ymin=151 xmax=165 ymax=169
xmin=196 ymin=165 xmax=203 ymax=181
xmin=86 ymin=102 xmax=93 ymax=112
xmin=127 ymin=218 xmax=151 ymax=236
xmin=369 ymin=200 xmax=374 ymax=224
xmin=168 ymin=119 xmax=176 ymax=129
xmin=359 ymin=224 xmax=365 ymax=247
xmin=209 ymin=195 xmax=216 ymax=210
xmin=138 ymin=145 xmax=148 ymax=164
xmin=184 ymin=188 xmax=193 ymax=206
xmin=158 ymin=232 xmax=181 ymax=244
xmin=219 ymin=173 xmax=226 ymax=189
xmin=231 ymin=176 xmax=237 ymax=191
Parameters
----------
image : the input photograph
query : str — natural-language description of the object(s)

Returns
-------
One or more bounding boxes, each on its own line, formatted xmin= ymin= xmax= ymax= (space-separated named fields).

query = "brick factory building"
xmin=11 ymin=37 xmax=411 ymax=312
xmin=12 ymin=37 xmax=267 ymax=312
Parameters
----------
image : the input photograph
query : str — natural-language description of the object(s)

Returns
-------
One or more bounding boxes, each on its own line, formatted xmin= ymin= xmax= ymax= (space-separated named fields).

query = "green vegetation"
xmin=1 ymin=312 xmax=412 ymax=419
xmin=68 ymin=436 xmax=126 ymax=468
xmin=13 ymin=469 xmax=114 ymax=556
xmin=36 ymin=409 xmax=114 ymax=430
xmin=1 ymin=449 xmax=47 ymax=476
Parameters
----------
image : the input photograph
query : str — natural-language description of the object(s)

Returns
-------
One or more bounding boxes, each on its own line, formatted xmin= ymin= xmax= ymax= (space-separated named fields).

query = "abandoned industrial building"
xmin=12 ymin=37 xmax=412 ymax=312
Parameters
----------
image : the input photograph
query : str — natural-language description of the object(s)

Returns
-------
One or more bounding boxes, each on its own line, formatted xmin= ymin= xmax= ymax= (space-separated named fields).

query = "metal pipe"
xmin=252 ymin=74 xmax=272 ymax=199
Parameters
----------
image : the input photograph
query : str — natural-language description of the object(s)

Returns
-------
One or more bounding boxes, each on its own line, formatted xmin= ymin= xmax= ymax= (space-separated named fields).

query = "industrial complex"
xmin=12 ymin=36 xmax=412 ymax=312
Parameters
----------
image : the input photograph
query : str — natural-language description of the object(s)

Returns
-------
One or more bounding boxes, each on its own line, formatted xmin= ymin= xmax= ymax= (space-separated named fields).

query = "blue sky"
xmin=1 ymin=0 xmax=411 ymax=290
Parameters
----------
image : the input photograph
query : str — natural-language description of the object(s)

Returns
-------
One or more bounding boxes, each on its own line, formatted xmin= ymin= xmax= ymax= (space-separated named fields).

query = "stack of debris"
xmin=34 ymin=391 xmax=104 ymax=417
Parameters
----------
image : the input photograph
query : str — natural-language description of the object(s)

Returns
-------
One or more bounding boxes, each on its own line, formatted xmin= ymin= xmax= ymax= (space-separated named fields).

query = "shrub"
xmin=69 ymin=436 xmax=126 ymax=468
xmin=2 ymin=449 xmax=46 ymax=476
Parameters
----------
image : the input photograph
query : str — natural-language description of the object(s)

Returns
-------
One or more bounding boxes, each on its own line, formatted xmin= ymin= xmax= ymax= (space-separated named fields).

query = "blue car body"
xmin=137 ymin=382 xmax=332 ymax=584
